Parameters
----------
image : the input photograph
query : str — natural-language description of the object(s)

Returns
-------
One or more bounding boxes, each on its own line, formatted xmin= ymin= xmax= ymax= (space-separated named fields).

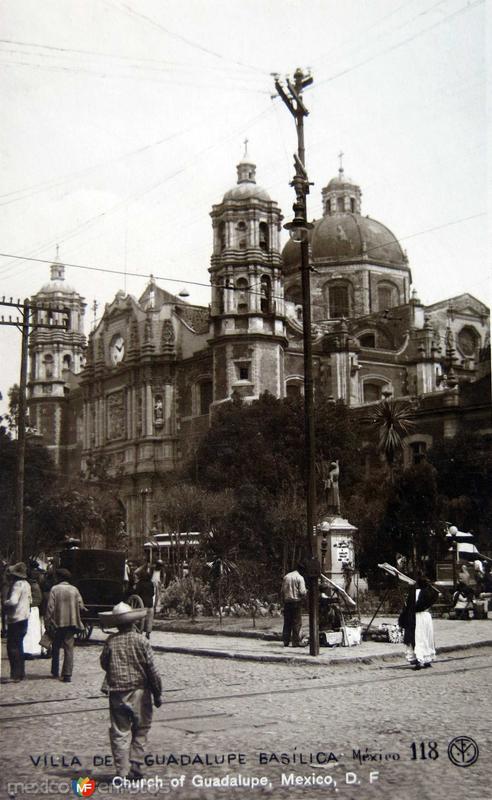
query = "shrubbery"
xmin=159 ymin=577 xmax=212 ymax=616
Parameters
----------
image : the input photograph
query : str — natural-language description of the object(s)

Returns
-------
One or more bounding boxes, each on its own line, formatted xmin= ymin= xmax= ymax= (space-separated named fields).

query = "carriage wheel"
xmin=75 ymin=623 xmax=93 ymax=643
xmin=128 ymin=594 xmax=145 ymax=633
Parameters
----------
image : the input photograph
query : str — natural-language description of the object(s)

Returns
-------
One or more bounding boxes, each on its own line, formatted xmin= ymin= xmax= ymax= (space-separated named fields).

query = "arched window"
xmin=62 ymin=354 xmax=72 ymax=370
xmin=260 ymin=275 xmax=271 ymax=313
xmin=377 ymin=282 xmax=398 ymax=311
xmin=236 ymin=277 xmax=249 ymax=313
xmin=359 ymin=333 xmax=376 ymax=348
xmin=328 ymin=282 xmax=351 ymax=318
xmin=362 ymin=380 xmax=391 ymax=403
xmin=199 ymin=381 xmax=213 ymax=415
xmin=337 ymin=197 xmax=344 ymax=212
xmin=326 ymin=199 xmax=331 ymax=213
xmin=410 ymin=441 xmax=427 ymax=465
xmin=236 ymin=220 xmax=247 ymax=249
xmin=285 ymin=285 xmax=302 ymax=305
xmin=363 ymin=382 xmax=381 ymax=403
xmin=286 ymin=378 xmax=303 ymax=399
xmin=350 ymin=197 xmax=355 ymax=212
xmin=44 ymin=353 xmax=54 ymax=379
xmin=218 ymin=221 xmax=226 ymax=251
xmin=259 ymin=222 xmax=269 ymax=252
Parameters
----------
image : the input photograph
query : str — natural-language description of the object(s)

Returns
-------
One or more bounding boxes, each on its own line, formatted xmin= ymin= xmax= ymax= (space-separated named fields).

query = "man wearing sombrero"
xmin=99 ymin=602 xmax=162 ymax=780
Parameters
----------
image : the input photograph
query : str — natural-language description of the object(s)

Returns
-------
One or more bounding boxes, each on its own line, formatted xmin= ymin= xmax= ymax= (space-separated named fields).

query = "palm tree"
xmin=365 ymin=398 xmax=416 ymax=482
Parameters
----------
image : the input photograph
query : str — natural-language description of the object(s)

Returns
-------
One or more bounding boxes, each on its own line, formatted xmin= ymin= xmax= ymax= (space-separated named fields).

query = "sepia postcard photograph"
xmin=0 ymin=1 xmax=490 ymax=799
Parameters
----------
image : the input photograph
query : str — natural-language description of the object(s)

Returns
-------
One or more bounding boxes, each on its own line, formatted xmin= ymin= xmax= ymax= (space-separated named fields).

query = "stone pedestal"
xmin=318 ymin=514 xmax=358 ymax=590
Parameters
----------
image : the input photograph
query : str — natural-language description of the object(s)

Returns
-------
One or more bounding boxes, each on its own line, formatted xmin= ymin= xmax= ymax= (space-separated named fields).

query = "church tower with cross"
xmin=208 ymin=144 xmax=288 ymax=401
xmin=28 ymin=247 xmax=87 ymax=468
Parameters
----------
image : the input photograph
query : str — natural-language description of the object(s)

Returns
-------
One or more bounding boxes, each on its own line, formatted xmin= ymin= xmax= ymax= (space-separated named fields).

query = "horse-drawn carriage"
xmin=57 ymin=548 xmax=143 ymax=640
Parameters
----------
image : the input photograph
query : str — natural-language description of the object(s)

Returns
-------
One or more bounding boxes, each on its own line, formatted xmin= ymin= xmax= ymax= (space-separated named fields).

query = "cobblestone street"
xmin=1 ymin=639 xmax=491 ymax=800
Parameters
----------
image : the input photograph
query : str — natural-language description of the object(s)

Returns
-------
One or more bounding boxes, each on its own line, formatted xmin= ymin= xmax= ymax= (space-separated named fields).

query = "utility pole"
xmin=0 ymin=296 xmax=68 ymax=561
xmin=274 ymin=68 xmax=320 ymax=656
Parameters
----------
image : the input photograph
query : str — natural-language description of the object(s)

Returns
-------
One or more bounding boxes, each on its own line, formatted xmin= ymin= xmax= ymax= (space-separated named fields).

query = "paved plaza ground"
xmin=1 ymin=619 xmax=491 ymax=800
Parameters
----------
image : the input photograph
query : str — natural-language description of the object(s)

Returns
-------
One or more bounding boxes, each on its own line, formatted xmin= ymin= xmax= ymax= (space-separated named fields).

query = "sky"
xmin=0 ymin=0 xmax=489 ymax=414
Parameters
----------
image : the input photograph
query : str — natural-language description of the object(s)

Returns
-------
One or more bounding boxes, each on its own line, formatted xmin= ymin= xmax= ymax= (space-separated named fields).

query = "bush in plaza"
xmin=160 ymin=576 xmax=212 ymax=617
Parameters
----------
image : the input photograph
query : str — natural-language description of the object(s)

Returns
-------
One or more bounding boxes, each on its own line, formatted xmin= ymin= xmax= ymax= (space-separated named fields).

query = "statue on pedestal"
xmin=319 ymin=459 xmax=340 ymax=515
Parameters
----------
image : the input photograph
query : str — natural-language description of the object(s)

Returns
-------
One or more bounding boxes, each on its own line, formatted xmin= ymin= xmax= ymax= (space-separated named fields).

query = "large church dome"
xmin=283 ymin=213 xmax=405 ymax=273
xmin=282 ymin=167 xmax=407 ymax=274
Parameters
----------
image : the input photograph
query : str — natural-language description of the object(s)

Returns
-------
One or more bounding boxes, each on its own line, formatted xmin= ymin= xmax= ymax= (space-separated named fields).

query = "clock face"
xmin=110 ymin=334 xmax=125 ymax=365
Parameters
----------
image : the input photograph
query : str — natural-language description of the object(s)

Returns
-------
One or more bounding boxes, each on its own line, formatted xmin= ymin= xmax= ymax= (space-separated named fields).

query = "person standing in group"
xmin=399 ymin=573 xmax=440 ymax=670
xmin=281 ymin=563 xmax=307 ymax=647
xmin=45 ymin=568 xmax=86 ymax=683
xmin=4 ymin=563 xmax=32 ymax=682
xmin=151 ymin=561 xmax=163 ymax=614
xmin=98 ymin=602 xmax=162 ymax=780
xmin=135 ymin=567 xmax=155 ymax=640
xmin=24 ymin=564 xmax=45 ymax=659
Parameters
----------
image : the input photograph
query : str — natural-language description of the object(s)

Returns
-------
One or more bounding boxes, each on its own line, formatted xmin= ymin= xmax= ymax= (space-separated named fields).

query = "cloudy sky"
xmin=0 ymin=0 xmax=488 ymax=414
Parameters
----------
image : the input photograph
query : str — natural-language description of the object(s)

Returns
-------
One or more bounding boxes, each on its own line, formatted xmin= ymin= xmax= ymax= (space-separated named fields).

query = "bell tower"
xmin=209 ymin=144 xmax=287 ymax=401
xmin=28 ymin=250 xmax=86 ymax=467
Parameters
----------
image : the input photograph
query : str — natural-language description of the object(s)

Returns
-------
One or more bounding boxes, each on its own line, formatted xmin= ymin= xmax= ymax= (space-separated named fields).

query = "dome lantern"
xmin=236 ymin=138 xmax=256 ymax=184
xmin=321 ymin=153 xmax=362 ymax=216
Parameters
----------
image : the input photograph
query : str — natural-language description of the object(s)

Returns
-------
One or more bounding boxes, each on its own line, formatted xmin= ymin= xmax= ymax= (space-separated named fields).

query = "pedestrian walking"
xmin=281 ymin=563 xmax=307 ymax=647
xmin=98 ymin=601 xmax=162 ymax=780
xmin=4 ymin=562 xmax=32 ymax=682
xmin=45 ymin=568 xmax=86 ymax=682
xmin=151 ymin=561 xmax=163 ymax=614
xmin=135 ymin=568 xmax=155 ymax=639
xmin=398 ymin=574 xmax=439 ymax=670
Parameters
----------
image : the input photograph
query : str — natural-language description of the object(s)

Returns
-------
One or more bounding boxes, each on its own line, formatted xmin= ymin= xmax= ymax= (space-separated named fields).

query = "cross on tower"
xmin=243 ymin=138 xmax=249 ymax=158
xmin=338 ymin=150 xmax=344 ymax=174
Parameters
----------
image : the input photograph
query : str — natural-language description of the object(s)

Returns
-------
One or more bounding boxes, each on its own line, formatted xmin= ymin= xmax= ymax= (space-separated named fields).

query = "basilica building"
xmin=27 ymin=152 xmax=491 ymax=553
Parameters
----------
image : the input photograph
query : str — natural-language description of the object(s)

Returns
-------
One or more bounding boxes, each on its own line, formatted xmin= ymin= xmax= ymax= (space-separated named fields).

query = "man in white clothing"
xmin=281 ymin=564 xmax=307 ymax=647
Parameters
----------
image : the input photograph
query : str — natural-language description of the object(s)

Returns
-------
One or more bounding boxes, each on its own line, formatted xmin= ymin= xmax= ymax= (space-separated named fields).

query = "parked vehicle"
xmin=57 ymin=548 xmax=143 ymax=641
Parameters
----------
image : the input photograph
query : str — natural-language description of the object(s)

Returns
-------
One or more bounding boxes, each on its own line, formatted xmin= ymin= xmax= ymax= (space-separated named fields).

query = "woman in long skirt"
xmin=399 ymin=574 xmax=439 ymax=670
xmin=24 ymin=572 xmax=46 ymax=658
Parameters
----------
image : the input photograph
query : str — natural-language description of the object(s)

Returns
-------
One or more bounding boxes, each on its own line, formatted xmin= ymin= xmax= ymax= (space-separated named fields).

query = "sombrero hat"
xmin=7 ymin=562 xmax=27 ymax=580
xmin=98 ymin=601 xmax=146 ymax=628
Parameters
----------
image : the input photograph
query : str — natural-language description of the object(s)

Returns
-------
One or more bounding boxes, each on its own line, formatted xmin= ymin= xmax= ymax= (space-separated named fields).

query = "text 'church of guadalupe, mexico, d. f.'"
xmin=26 ymin=148 xmax=491 ymax=554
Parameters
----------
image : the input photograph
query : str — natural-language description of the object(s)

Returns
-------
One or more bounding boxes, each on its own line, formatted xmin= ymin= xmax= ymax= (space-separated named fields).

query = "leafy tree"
xmin=427 ymin=432 xmax=492 ymax=551
xmin=0 ymin=433 xmax=56 ymax=559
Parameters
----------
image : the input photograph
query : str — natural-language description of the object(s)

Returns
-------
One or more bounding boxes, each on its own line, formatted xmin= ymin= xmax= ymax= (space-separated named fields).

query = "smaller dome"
xmin=39 ymin=261 xmax=76 ymax=294
xmin=326 ymin=174 xmax=356 ymax=190
xmin=222 ymin=143 xmax=271 ymax=203
xmin=223 ymin=182 xmax=271 ymax=202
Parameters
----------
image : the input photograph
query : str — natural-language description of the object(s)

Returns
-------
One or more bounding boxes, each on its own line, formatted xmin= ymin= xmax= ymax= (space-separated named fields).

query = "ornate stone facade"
xmin=27 ymin=156 xmax=490 ymax=556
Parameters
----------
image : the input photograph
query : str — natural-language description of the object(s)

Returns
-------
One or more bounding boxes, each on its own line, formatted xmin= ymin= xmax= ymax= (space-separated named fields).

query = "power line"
xmin=0 ymin=37 xmax=262 ymax=78
xmin=311 ymin=0 xmax=484 ymax=90
xmin=104 ymin=0 xmax=267 ymax=75
xmin=0 ymin=105 xmax=275 ymax=279
xmin=0 ymin=210 xmax=486 ymax=300
xmin=0 ymin=57 xmax=270 ymax=94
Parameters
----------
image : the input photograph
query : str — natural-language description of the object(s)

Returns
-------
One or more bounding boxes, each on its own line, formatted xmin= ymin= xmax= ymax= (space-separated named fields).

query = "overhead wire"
xmin=103 ymin=0 xmax=267 ymax=76
xmin=0 ymin=57 xmax=270 ymax=94
xmin=309 ymin=0 xmax=450 ymax=73
xmin=0 ymin=210 xmax=486 ymax=304
xmin=309 ymin=0 xmax=484 ymax=90
xmin=0 ymin=38 xmax=263 ymax=79
xmin=0 ymin=104 xmax=275 ymax=280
